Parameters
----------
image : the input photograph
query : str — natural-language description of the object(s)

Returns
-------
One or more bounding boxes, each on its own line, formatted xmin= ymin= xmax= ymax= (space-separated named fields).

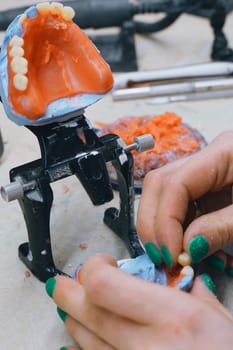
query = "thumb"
xmin=191 ymin=274 xmax=217 ymax=299
xmin=184 ymin=204 xmax=233 ymax=263
xmin=191 ymin=274 xmax=233 ymax=321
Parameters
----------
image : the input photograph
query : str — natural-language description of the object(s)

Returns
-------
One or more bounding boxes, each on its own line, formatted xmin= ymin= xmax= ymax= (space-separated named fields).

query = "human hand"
xmin=137 ymin=131 xmax=233 ymax=272
xmin=46 ymin=254 xmax=233 ymax=350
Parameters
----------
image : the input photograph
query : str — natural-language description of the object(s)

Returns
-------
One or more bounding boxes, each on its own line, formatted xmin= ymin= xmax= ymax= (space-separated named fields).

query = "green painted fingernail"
xmin=45 ymin=277 xmax=56 ymax=298
xmin=57 ymin=307 xmax=67 ymax=322
xmin=204 ymin=255 xmax=225 ymax=272
xmin=161 ymin=245 xmax=173 ymax=268
xmin=60 ymin=347 xmax=68 ymax=350
xmin=188 ymin=235 xmax=209 ymax=263
xmin=144 ymin=242 xmax=162 ymax=266
xmin=225 ymin=267 xmax=233 ymax=277
xmin=201 ymin=273 xmax=217 ymax=295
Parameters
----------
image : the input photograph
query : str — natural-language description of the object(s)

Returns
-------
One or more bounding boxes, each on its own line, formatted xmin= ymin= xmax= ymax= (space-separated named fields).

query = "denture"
xmin=0 ymin=2 xmax=114 ymax=125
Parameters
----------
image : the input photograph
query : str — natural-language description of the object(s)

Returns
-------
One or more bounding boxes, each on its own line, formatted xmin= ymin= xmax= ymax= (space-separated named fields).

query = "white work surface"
xmin=0 ymin=1 xmax=233 ymax=349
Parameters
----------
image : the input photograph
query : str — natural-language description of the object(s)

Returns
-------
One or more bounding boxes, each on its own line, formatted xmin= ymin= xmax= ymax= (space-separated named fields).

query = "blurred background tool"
xmin=112 ymin=61 xmax=233 ymax=102
xmin=147 ymin=90 xmax=233 ymax=104
xmin=1 ymin=0 xmax=233 ymax=71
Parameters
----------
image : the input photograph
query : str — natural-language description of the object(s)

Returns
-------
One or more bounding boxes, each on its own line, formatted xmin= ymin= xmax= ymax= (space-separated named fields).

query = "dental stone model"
xmin=0 ymin=2 xmax=113 ymax=125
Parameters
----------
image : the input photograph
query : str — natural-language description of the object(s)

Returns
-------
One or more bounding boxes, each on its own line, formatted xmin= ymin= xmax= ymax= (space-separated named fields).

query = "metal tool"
xmin=112 ymin=62 xmax=233 ymax=102
xmin=147 ymin=89 xmax=233 ymax=104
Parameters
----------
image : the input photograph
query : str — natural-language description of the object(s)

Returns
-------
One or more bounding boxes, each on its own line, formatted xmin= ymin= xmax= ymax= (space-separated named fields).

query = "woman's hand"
xmin=137 ymin=131 xmax=233 ymax=271
xmin=46 ymin=254 xmax=233 ymax=350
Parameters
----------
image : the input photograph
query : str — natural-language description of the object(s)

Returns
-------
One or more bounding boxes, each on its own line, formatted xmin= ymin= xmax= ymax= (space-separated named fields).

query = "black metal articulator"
xmin=1 ymin=112 xmax=154 ymax=282
xmin=0 ymin=0 xmax=233 ymax=71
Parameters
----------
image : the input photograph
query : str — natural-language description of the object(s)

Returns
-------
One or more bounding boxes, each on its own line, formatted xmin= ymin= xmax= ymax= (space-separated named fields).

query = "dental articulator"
xmin=0 ymin=2 xmax=154 ymax=282
xmin=0 ymin=1 xmax=231 ymax=288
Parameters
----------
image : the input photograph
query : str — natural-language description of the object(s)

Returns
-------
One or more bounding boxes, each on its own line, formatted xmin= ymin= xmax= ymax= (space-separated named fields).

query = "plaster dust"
xmin=0 ymin=1 xmax=233 ymax=349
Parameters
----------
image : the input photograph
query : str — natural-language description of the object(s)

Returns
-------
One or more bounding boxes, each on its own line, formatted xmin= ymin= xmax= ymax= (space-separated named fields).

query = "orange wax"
xmin=7 ymin=11 xmax=113 ymax=120
xmin=164 ymin=265 xmax=184 ymax=287
xmin=98 ymin=112 xmax=201 ymax=156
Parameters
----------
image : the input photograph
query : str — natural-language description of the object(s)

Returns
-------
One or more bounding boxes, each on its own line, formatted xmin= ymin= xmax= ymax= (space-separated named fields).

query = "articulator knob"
xmin=1 ymin=179 xmax=36 ymax=202
xmin=124 ymin=133 xmax=154 ymax=153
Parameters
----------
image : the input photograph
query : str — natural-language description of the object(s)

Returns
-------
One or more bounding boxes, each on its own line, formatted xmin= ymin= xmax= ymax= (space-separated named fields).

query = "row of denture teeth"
xmin=9 ymin=2 xmax=75 ymax=91
xmin=9 ymin=36 xmax=28 ymax=91
xmin=36 ymin=2 xmax=75 ymax=21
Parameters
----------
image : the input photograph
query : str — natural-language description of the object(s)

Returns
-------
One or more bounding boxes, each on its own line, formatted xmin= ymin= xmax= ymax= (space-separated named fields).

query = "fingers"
xmin=80 ymin=254 xmax=164 ymax=323
xmin=80 ymin=253 xmax=193 ymax=324
xmin=225 ymin=253 xmax=233 ymax=277
xmin=137 ymin=158 xmax=188 ymax=266
xmin=136 ymin=169 xmax=162 ymax=244
xmin=176 ymin=131 xmax=233 ymax=194
xmin=204 ymin=250 xmax=228 ymax=272
xmin=203 ymin=251 xmax=233 ymax=277
xmin=191 ymin=275 xmax=233 ymax=321
xmin=183 ymin=204 xmax=233 ymax=263
xmin=50 ymin=275 xmax=121 ymax=348
xmin=49 ymin=262 xmax=148 ymax=349
xmin=191 ymin=274 xmax=217 ymax=299
xmin=47 ymin=254 xmax=233 ymax=350
xmin=137 ymin=131 xmax=233 ymax=266
xmin=64 ymin=314 xmax=117 ymax=350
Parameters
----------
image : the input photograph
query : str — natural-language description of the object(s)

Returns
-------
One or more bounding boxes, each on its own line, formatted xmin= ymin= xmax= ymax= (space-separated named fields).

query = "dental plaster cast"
xmin=0 ymin=2 xmax=113 ymax=126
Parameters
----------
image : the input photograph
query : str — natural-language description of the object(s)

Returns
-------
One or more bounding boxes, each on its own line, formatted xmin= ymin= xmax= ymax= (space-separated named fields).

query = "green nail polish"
xmin=204 ymin=255 xmax=225 ymax=272
xmin=225 ymin=267 xmax=233 ymax=277
xmin=161 ymin=245 xmax=173 ymax=268
xmin=60 ymin=347 xmax=68 ymax=350
xmin=144 ymin=242 xmax=162 ymax=266
xmin=201 ymin=273 xmax=217 ymax=295
xmin=57 ymin=307 xmax=67 ymax=322
xmin=45 ymin=277 xmax=56 ymax=298
xmin=188 ymin=235 xmax=209 ymax=263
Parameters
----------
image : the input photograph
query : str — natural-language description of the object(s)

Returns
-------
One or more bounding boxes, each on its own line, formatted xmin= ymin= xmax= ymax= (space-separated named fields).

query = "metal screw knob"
xmin=124 ymin=134 xmax=155 ymax=153
xmin=1 ymin=180 xmax=36 ymax=202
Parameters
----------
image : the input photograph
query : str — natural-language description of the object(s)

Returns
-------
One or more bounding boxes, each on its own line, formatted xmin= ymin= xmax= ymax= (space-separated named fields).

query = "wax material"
xmin=0 ymin=4 xmax=113 ymax=125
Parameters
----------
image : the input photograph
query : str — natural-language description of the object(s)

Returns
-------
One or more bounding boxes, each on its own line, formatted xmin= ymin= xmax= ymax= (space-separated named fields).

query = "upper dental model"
xmin=0 ymin=2 xmax=114 ymax=125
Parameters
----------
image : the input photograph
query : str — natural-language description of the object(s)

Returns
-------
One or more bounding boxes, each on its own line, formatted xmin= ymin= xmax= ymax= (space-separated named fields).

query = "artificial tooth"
xmin=11 ymin=57 xmax=28 ymax=75
xmin=62 ymin=6 xmax=75 ymax=21
xmin=13 ymin=74 xmax=28 ymax=91
xmin=9 ymin=46 xmax=24 ymax=58
xmin=51 ymin=2 xmax=64 ymax=15
xmin=177 ymin=252 xmax=191 ymax=267
xmin=19 ymin=14 xmax=27 ymax=25
xmin=181 ymin=265 xmax=194 ymax=277
xmin=36 ymin=2 xmax=51 ymax=14
xmin=9 ymin=35 xmax=24 ymax=48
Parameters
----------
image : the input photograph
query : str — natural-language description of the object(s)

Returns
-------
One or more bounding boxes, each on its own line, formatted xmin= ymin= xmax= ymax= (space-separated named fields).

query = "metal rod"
xmin=146 ymin=89 xmax=233 ymax=104
xmin=113 ymin=62 xmax=233 ymax=89
xmin=112 ymin=77 xmax=233 ymax=101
